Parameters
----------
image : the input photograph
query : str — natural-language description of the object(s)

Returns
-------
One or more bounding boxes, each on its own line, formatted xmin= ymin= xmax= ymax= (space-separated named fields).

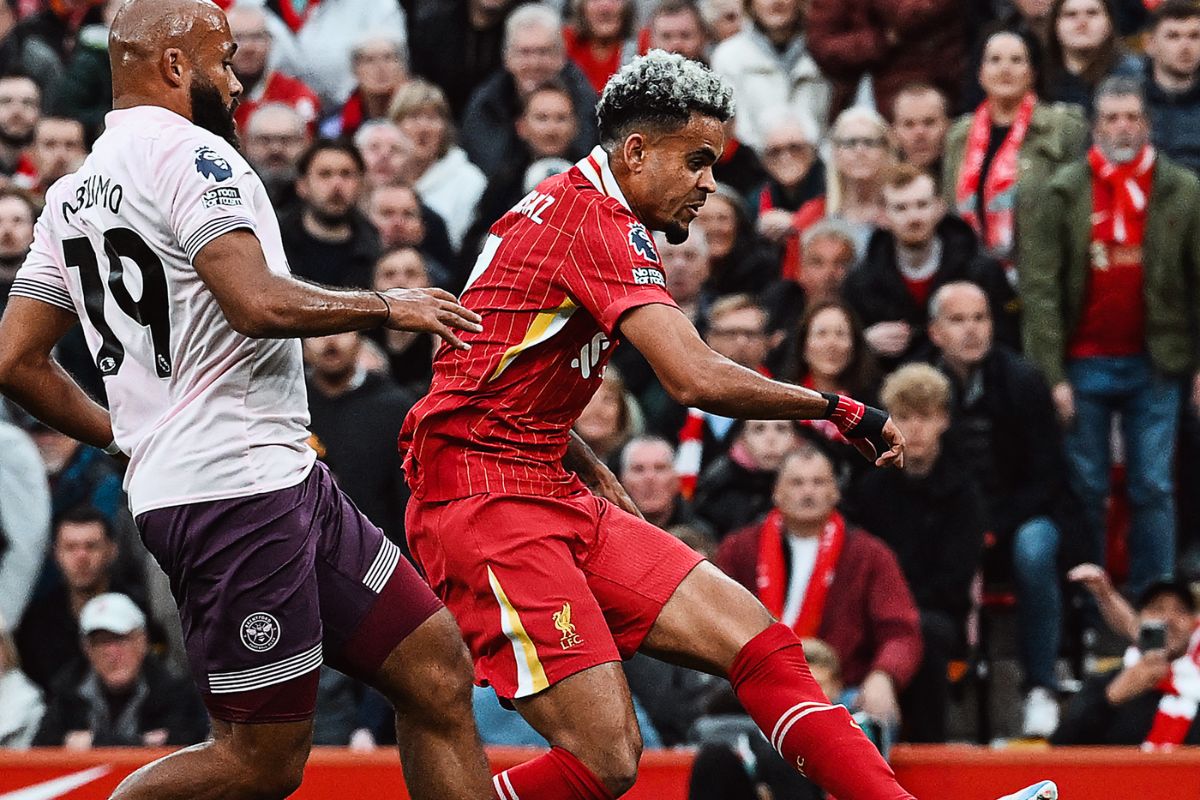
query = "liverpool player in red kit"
xmin=401 ymin=52 xmax=1058 ymax=800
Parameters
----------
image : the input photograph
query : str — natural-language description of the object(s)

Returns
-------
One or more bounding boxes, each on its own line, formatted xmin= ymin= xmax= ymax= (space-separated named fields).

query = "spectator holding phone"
xmin=1054 ymin=570 xmax=1200 ymax=746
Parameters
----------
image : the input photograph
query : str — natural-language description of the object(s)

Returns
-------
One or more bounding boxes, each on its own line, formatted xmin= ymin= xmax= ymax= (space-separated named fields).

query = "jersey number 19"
xmin=62 ymin=228 xmax=172 ymax=379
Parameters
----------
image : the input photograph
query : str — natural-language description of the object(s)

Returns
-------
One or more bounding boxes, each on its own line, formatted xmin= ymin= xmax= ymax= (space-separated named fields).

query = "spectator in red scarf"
xmin=1055 ymin=575 xmax=1200 ymax=746
xmin=228 ymin=4 xmax=318 ymax=134
xmin=564 ymin=0 xmax=638 ymax=95
xmin=319 ymin=35 xmax=408 ymax=139
xmin=754 ymin=106 xmax=824 ymax=237
xmin=716 ymin=445 xmax=922 ymax=732
xmin=1019 ymin=76 xmax=1200 ymax=599
xmin=943 ymin=29 xmax=1087 ymax=276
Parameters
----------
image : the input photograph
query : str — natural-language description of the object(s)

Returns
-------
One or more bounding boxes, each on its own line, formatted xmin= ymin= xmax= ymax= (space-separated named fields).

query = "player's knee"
xmin=219 ymin=728 xmax=309 ymax=799
xmin=240 ymin=751 xmax=306 ymax=799
xmin=562 ymin=718 xmax=642 ymax=796
xmin=595 ymin=727 xmax=643 ymax=796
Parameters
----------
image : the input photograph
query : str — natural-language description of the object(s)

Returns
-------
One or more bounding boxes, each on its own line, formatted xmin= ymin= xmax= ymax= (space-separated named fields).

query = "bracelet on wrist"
xmin=373 ymin=291 xmax=391 ymax=325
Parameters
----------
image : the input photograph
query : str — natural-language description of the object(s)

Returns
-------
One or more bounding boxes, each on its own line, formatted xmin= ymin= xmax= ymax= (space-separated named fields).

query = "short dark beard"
xmin=0 ymin=125 xmax=32 ymax=152
xmin=310 ymin=206 xmax=352 ymax=228
xmin=664 ymin=222 xmax=688 ymax=245
xmin=190 ymin=77 xmax=240 ymax=151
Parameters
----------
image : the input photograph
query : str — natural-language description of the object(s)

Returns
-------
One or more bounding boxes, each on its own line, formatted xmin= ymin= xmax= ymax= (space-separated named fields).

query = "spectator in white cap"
xmin=33 ymin=593 xmax=207 ymax=749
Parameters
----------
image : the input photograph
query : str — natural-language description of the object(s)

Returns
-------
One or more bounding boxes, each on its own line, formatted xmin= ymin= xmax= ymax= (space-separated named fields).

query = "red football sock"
xmin=730 ymin=623 xmax=916 ymax=800
xmin=493 ymin=746 xmax=615 ymax=800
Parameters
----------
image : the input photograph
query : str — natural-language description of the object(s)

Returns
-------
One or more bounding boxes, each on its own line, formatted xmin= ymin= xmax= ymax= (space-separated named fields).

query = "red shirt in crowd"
xmin=716 ymin=519 xmax=923 ymax=689
xmin=233 ymin=71 xmax=320 ymax=133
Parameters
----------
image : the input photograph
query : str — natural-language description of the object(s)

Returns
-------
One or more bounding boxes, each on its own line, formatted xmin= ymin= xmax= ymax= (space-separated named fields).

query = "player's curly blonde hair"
xmin=596 ymin=49 xmax=734 ymax=149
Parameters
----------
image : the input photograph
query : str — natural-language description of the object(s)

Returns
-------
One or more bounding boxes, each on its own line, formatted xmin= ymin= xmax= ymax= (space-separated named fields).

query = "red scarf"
xmin=955 ymin=92 xmax=1036 ymax=261
xmin=1128 ymin=624 xmax=1200 ymax=749
xmin=276 ymin=0 xmax=320 ymax=32
xmin=675 ymin=366 xmax=772 ymax=499
xmin=755 ymin=510 xmax=846 ymax=638
xmin=1088 ymin=144 xmax=1155 ymax=246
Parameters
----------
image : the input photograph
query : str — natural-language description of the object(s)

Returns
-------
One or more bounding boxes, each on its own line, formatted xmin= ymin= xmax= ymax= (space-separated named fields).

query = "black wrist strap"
xmin=818 ymin=391 xmax=838 ymax=419
xmin=845 ymin=405 xmax=890 ymax=454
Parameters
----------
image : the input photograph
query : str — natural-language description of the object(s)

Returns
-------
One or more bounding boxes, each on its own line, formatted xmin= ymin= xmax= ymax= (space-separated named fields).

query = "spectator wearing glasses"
xmin=789 ymin=107 xmax=896 ymax=273
xmin=319 ymin=35 xmax=409 ymax=140
xmin=242 ymin=103 xmax=312 ymax=215
xmin=227 ymin=4 xmax=318 ymax=134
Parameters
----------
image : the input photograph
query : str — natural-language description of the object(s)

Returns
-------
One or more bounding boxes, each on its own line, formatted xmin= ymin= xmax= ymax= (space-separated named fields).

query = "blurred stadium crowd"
xmin=1 ymin=0 xmax=1200 ymax=796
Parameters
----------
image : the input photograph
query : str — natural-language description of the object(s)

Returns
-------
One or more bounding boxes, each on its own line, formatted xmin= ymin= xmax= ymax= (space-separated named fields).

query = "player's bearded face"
xmin=190 ymin=75 xmax=240 ymax=151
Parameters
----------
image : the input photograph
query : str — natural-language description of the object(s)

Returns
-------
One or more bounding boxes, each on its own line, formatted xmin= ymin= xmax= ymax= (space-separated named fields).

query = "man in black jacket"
xmin=842 ymin=363 xmax=986 ymax=742
xmin=406 ymin=0 xmax=535 ymax=121
xmin=926 ymin=281 xmax=1079 ymax=738
xmin=459 ymin=3 xmax=599 ymax=178
xmin=34 ymin=593 xmax=207 ymax=748
xmin=843 ymin=165 xmax=1016 ymax=371
xmin=304 ymin=331 xmax=416 ymax=549
xmin=278 ymin=140 xmax=380 ymax=289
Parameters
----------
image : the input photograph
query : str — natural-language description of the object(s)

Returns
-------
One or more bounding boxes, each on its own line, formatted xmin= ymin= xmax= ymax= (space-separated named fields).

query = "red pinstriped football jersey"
xmin=399 ymin=147 xmax=677 ymax=501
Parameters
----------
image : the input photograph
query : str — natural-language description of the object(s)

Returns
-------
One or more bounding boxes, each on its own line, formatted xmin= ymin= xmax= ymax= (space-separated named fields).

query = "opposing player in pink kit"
xmin=0 ymin=1 xmax=494 ymax=798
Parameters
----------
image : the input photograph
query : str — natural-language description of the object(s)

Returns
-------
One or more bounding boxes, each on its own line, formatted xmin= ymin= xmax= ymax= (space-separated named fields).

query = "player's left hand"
xmin=591 ymin=465 xmax=645 ymax=520
xmin=851 ymin=416 xmax=905 ymax=469
xmin=381 ymin=287 xmax=484 ymax=349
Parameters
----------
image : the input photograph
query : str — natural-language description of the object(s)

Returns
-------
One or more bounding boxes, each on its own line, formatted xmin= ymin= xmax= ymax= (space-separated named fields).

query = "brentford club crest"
xmin=240 ymin=612 xmax=280 ymax=652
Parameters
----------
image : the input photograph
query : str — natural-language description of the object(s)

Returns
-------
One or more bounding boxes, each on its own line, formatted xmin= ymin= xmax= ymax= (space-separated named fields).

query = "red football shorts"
xmin=405 ymin=489 xmax=704 ymax=700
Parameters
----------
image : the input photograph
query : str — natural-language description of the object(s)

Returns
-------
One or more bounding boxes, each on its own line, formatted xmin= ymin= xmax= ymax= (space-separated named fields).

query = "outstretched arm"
xmin=193 ymin=230 xmax=482 ymax=344
xmin=564 ymin=429 xmax=643 ymax=518
xmin=619 ymin=303 xmax=905 ymax=467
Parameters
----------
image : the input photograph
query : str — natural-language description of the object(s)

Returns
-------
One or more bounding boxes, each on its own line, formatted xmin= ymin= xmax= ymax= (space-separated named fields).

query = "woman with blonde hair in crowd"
xmin=389 ymin=79 xmax=487 ymax=251
xmin=0 ymin=612 xmax=43 ymax=749
xmin=785 ymin=107 xmax=896 ymax=279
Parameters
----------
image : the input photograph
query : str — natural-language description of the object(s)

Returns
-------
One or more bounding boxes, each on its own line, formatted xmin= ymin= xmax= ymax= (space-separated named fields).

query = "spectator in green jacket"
xmin=1019 ymin=75 xmax=1200 ymax=596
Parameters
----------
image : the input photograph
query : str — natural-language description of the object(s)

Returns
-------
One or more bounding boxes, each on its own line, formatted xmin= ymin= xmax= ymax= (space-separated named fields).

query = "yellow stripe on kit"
xmin=487 ymin=566 xmax=550 ymax=696
xmin=489 ymin=298 xmax=577 ymax=381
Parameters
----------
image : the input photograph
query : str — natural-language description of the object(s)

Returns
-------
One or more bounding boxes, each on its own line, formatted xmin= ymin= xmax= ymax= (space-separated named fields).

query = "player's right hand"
xmin=854 ymin=416 xmax=905 ymax=469
xmin=381 ymin=287 xmax=483 ymax=349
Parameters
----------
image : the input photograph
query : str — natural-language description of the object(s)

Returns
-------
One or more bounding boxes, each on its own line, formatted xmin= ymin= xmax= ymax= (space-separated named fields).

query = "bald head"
xmin=109 ymin=0 xmax=243 ymax=145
